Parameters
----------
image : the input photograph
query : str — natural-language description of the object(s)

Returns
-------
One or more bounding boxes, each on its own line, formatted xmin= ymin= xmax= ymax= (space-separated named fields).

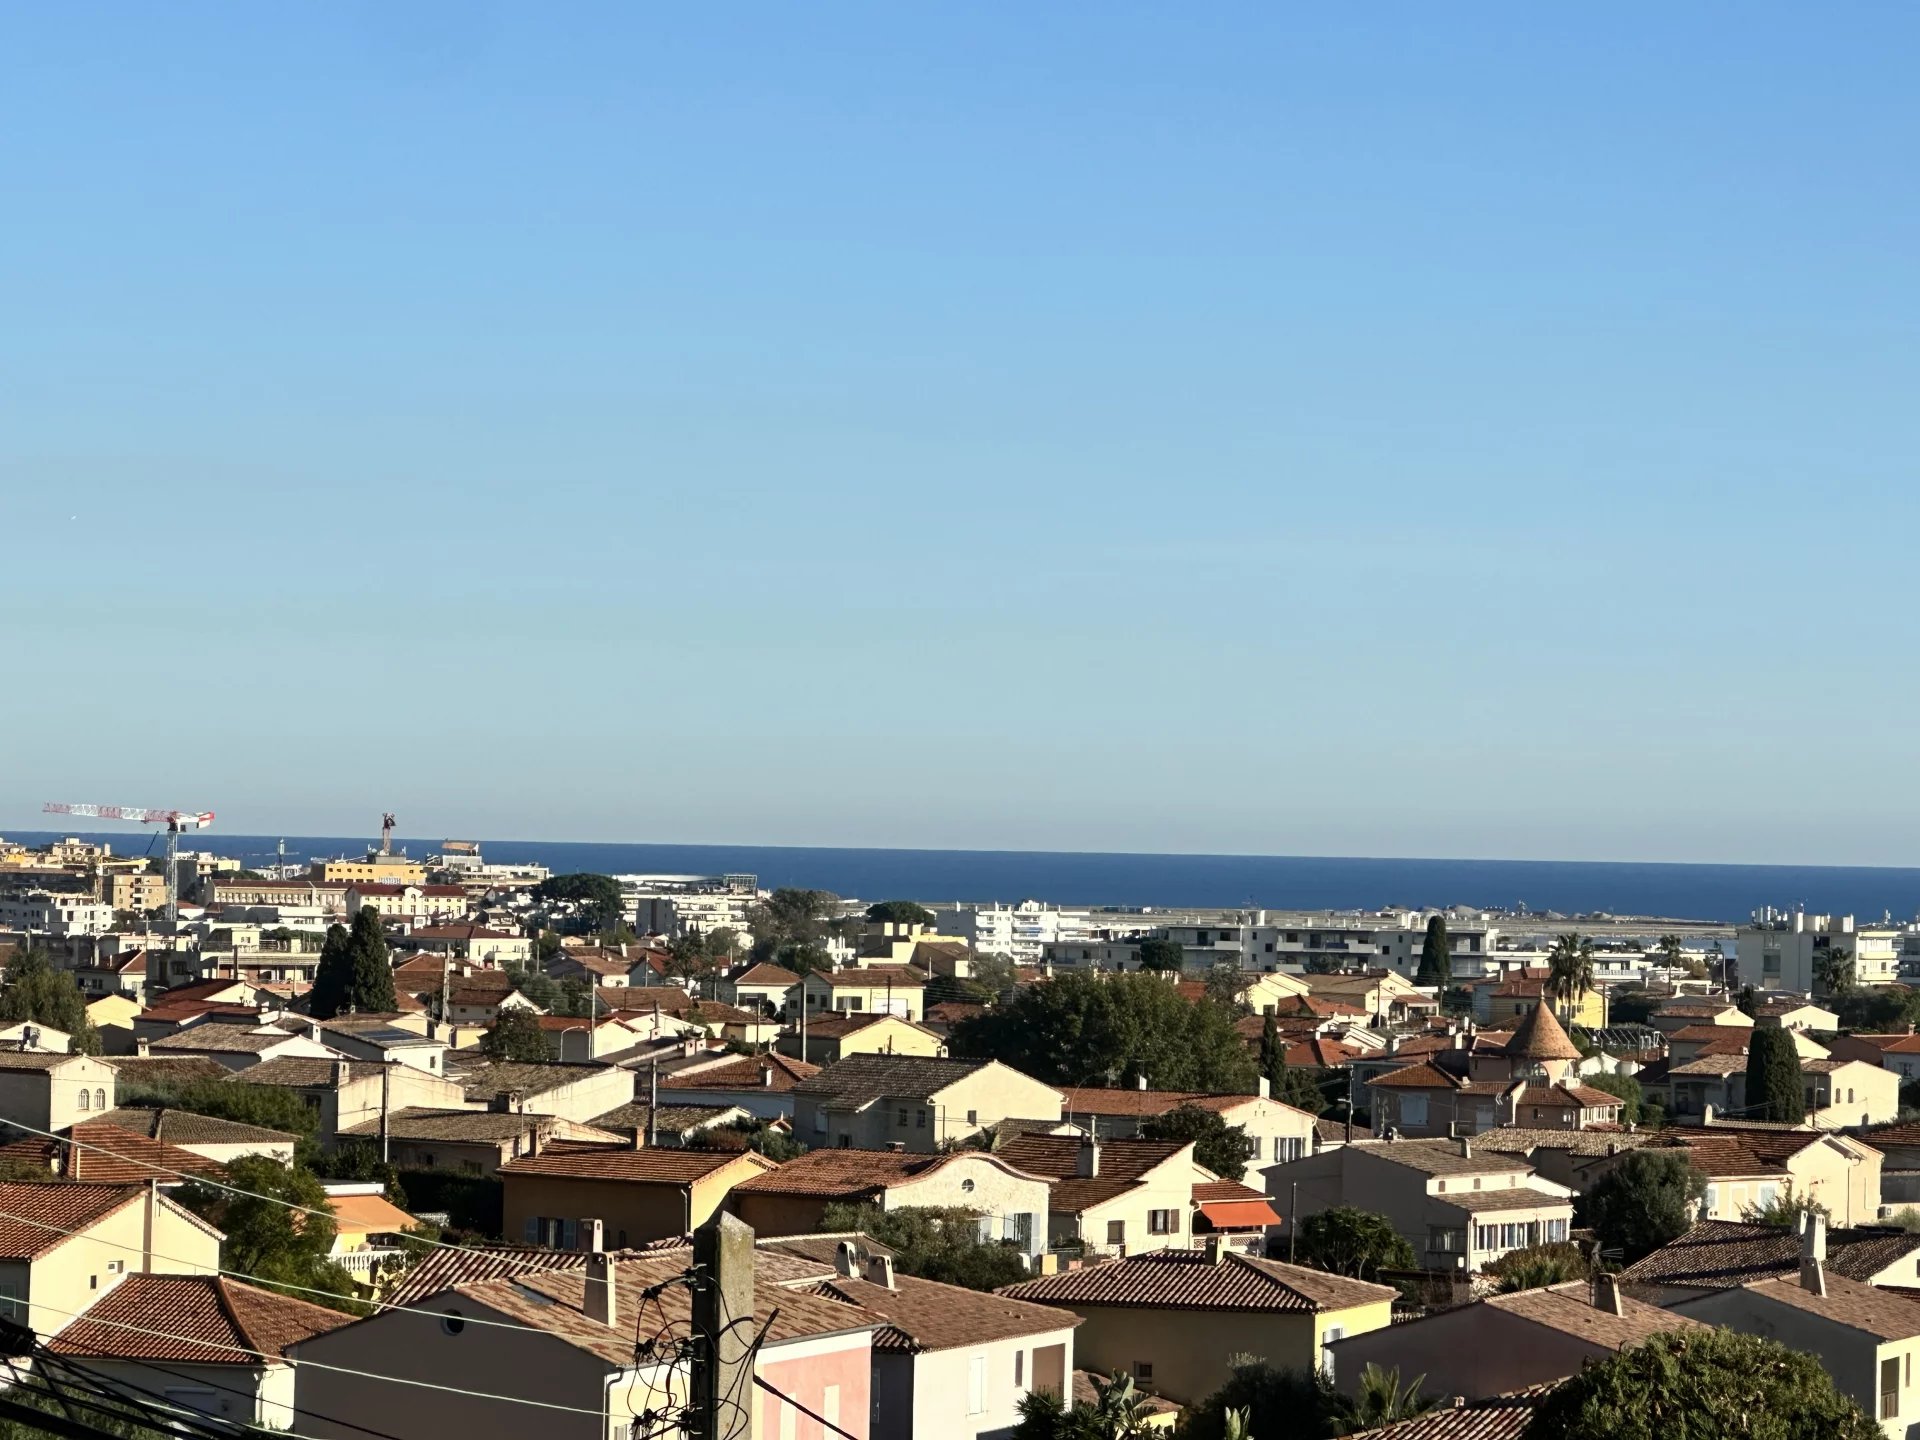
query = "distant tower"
xmin=380 ymin=813 xmax=397 ymax=857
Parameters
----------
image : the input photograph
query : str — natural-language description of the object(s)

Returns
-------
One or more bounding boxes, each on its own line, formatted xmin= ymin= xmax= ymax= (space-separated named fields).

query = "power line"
xmin=753 ymin=1374 xmax=861 ymax=1440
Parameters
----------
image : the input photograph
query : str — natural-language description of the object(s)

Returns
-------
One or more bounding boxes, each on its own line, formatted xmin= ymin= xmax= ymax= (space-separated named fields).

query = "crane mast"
xmin=42 ymin=802 xmax=215 ymax=924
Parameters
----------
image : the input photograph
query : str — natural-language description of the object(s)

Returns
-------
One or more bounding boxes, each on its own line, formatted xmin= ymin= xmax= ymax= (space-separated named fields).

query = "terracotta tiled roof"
xmin=226 ymin=1056 xmax=359 ymax=1088
xmin=1615 ymin=1219 xmax=1920 ymax=1290
xmin=1366 ymin=1062 xmax=1467 ymax=1091
xmin=797 ymin=1012 xmax=935 ymax=1040
xmin=1059 ymin=1086 xmax=1309 ymax=1121
xmin=1664 ymin=1054 xmax=1747 ymax=1077
xmin=104 ymin=1056 xmax=232 ymax=1090
xmin=1346 ymin=1386 xmax=1552 ymax=1440
xmin=497 ymin=1141 xmax=771 ymax=1185
xmin=661 ymin=1054 xmax=820 ymax=1092
xmin=339 ymin=1107 xmax=551 ymax=1144
xmin=589 ymin=1102 xmax=742 ymax=1135
xmin=1736 ymin=1271 xmax=1920 ymax=1341
xmin=1481 ymin=1280 xmax=1706 ymax=1347
xmin=1000 ymin=1249 xmax=1396 ymax=1313
xmin=925 ymin=1002 xmax=986 ymax=1025
xmin=793 ymin=1054 xmax=1008 ymax=1108
xmin=817 ymin=965 xmax=929 ymax=989
xmin=450 ymin=1253 xmax=877 ymax=1366
xmin=409 ymin=924 xmax=520 ymax=941
xmin=734 ymin=1148 xmax=1039 ymax=1199
xmin=993 ymin=1135 xmax=1186 ymax=1184
xmin=1510 ymin=1084 xmax=1625 ymax=1110
xmin=1351 ymin=1139 xmax=1533 ymax=1177
xmin=1502 ymin=1005 xmax=1583 ymax=1063
xmin=148 ymin=1026 xmax=296 ymax=1055
xmin=732 ymin=964 xmax=801 ymax=986
xmin=1440 ymin=1186 xmax=1577 ymax=1214
xmin=0 ymin=1119 xmax=229 ymax=1184
xmin=1471 ymin=1127 xmax=1653 ymax=1158
xmin=47 ymin=1275 xmax=349 ymax=1363
xmin=811 ymin=1272 xmax=1076 ymax=1352
xmin=95 ymin=1108 xmax=296 ymax=1146
xmin=0 ymin=1183 xmax=160 ymax=1259
xmin=0 ymin=1053 xmax=93 ymax=1072
xmin=449 ymin=1060 xmax=611 ymax=1102
xmin=1284 ymin=1038 xmax=1360 ymax=1067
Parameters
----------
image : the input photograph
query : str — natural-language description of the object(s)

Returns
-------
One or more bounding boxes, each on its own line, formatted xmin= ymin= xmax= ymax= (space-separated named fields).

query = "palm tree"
xmin=1338 ymin=1364 xmax=1437 ymax=1432
xmin=1814 ymin=945 xmax=1856 ymax=999
xmin=1658 ymin=934 xmax=1683 ymax=969
xmin=1546 ymin=932 xmax=1596 ymax=1025
xmin=1085 ymin=1371 xmax=1155 ymax=1440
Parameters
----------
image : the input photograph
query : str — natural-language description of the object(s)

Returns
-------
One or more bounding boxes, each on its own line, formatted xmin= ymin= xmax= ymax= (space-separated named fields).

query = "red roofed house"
xmin=1190 ymin=1180 xmax=1283 ymax=1252
xmin=406 ymin=924 xmax=532 ymax=968
xmin=342 ymin=883 xmax=471 ymax=926
xmin=0 ymin=1179 xmax=225 ymax=1337
xmin=50 ymin=1273 xmax=352 ymax=1426
xmin=654 ymin=1052 xmax=822 ymax=1122
xmin=1000 ymin=1243 xmax=1396 ymax=1404
xmin=1058 ymin=1086 xmax=1318 ymax=1176
xmin=717 ymin=962 xmax=802 ymax=1016
xmin=993 ymin=1133 xmax=1198 ymax=1259
xmin=498 ymin=1140 xmax=776 ymax=1248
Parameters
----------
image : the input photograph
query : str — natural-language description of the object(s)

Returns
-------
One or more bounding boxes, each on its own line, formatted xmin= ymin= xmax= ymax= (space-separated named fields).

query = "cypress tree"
xmin=1744 ymin=1027 xmax=1806 ymax=1124
xmin=309 ymin=923 xmax=352 ymax=1020
xmin=343 ymin=906 xmax=396 ymax=1015
xmin=1260 ymin=1013 xmax=1282 ymax=1088
xmin=1416 ymin=915 xmax=1451 ymax=987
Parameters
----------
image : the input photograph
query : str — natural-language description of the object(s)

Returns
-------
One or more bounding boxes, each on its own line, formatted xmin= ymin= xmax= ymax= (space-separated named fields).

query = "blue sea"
xmin=12 ymin=830 xmax=1920 ymax=924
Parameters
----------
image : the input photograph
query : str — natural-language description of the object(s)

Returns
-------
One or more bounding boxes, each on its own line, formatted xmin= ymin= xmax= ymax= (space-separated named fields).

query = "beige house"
xmin=0 ymin=1052 xmax=120 ymax=1134
xmin=143 ymin=1021 xmax=337 ymax=1071
xmin=1757 ymin=998 xmax=1841 ymax=1032
xmin=1650 ymin=999 xmax=1753 ymax=1035
xmin=995 ymin=1134 xmax=1198 ymax=1259
xmin=498 ymin=1141 xmax=776 ymax=1247
xmin=1804 ymin=1058 xmax=1901 ymax=1128
xmin=342 ymin=882 xmax=470 ymax=924
xmin=1325 ymin=1277 xmax=1706 ymax=1402
xmin=1300 ymin=972 xmax=1432 ymax=1024
xmin=1677 ymin=1231 xmax=1920 ymax=1439
xmin=1614 ymin=1128 xmax=1886 ymax=1229
xmin=337 ymin=1108 xmax=622 ymax=1176
xmin=47 ymin=1273 xmax=350 ymax=1427
xmin=1001 ymin=1242 xmax=1396 ymax=1405
xmin=731 ymin=1147 xmax=1052 ymax=1253
xmin=1057 ymin=1087 xmax=1317 ymax=1175
xmin=227 ymin=1057 xmax=470 ymax=1144
xmin=794 ymin=1055 xmax=1065 ymax=1152
xmin=1264 ymin=1137 xmax=1576 ymax=1275
xmin=717 ymin=962 xmax=802 ymax=1016
xmin=779 ymin=1012 xmax=948 ymax=1064
xmin=407 ymin=924 xmax=532 ymax=968
xmin=801 ymin=965 xmax=929 ymax=1022
xmin=0 ymin=1180 xmax=224 ymax=1337
xmin=1173 ymin=971 xmax=1310 ymax=1015
xmin=86 ymin=994 xmax=145 ymax=1056
xmin=446 ymin=1059 xmax=636 ymax=1125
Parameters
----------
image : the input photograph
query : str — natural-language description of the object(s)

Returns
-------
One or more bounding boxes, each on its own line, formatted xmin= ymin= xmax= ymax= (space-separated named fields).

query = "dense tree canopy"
xmin=1140 ymin=1104 xmax=1255 ymax=1183
xmin=1484 ymin=1241 xmax=1590 ymax=1291
xmin=179 ymin=1156 xmax=362 ymax=1313
xmin=947 ymin=970 xmax=1257 ymax=1092
xmin=817 ymin=1203 xmax=1028 ymax=1291
xmin=480 ymin=1006 xmax=555 ymax=1062
xmin=1525 ymin=1329 xmax=1880 ymax=1440
xmin=1135 ymin=937 xmax=1186 ymax=973
xmin=1744 ymin=1027 xmax=1806 ymax=1125
xmin=0 ymin=948 xmax=100 ymax=1053
xmin=1584 ymin=1150 xmax=1707 ymax=1263
xmin=866 ymin=900 xmax=936 ymax=926
xmin=1183 ymin=1358 xmax=1346 ymax=1440
xmin=1292 ymin=1206 xmax=1414 ymax=1281
xmin=1415 ymin=916 xmax=1450 ymax=987
xmin=310 ymin=908 xmax=396 ymax=1019
xmin=747 ymin=888 xmax=840 ymax=962
xmin=1581 ymin=1071 xmax=1643 ymax=1125
xmin=532 ymin=873 xmax=627 ymax=933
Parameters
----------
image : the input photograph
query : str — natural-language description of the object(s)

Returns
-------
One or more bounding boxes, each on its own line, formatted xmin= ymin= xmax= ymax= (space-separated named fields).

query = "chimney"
xmin=1701 ymin=1104 xmax=1715 ymax=1127
xmin=865 ymin=1254 xmax=896 ymax=1290
xmin=135 ymin=1038 xmax=150 ymax=1058
xmin=1205 ymin=1235 xmax=1228 ymax=1265
xmin=1457 ymin=1136 xmax=1472 ymax=1159
xmin=761 ymin=1063 xmax=775 ymax=1089
xmin=1257 ymin=1076 xmax=1270 ymax=1100
xmin=1801 ymin=1257 xmax=1828 ymax=1297
xmin=1136 ymin=1075 xmax=1148 ymax=1091
xmin=1077 ymin=1136 xmax=1101 ymax=1178
xmin=886 ymin=1141 xmax=906 ymax=1153
xmin=578 ymin=1218 xmax=604 ymax=1254
xmin=1803 ymin=1211 xmax=1828 ymax=1267
xmin=630 ymin=1126 xmax=646 ymax=1151
xmin=583 ymin=1251 xmax=617 ymax=1325
xmin=1593 ymin=1273 xmax=1626 ymax=1316
xmin=835 ymin=1240 xmax=858 ymax=1277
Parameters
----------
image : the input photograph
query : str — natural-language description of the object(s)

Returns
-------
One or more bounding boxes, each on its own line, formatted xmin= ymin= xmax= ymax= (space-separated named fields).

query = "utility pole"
xmin=689 ymin=1212 xmax=757 ymax=1440
xmin=380 ymin=1064 xmax=391 ymax=1164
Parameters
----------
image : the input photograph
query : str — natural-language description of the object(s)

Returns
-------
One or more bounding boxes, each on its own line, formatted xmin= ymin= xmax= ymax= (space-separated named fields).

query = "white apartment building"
xmin=0 ymin=892 xmax=116 ymax=936
xmin=931 ymin=901 xmax=1096 ymax=962
xmin=619 ymin=873 xmax=760 ymax=938
xmin=1044 ymin=911 xmax=1497 ymax=977
xmin=1738 ymin=909 xmax=1899 ymax=993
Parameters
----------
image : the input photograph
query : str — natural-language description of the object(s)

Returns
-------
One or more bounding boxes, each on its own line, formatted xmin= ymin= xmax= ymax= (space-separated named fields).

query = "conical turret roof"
xmin=1503 ymin=1001 xmax=1583 ymax=1062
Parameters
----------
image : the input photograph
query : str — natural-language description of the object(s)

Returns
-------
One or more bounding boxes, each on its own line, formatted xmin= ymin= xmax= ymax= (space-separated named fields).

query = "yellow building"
xmin=1481 ymin=972 xmax=1606 ymax=1029
xmin=314 ymin=857 xmax=427 ymax=886
xmin=801 ymin=964 xmax=929 ymax=1021
xmin=498 ymin=1141 xmax=775 ymax=1248
xmin=777 ymin=1012 xmax=946 ymax=1063
xmin=999 ymin=1243 xmax=1396 ymax=1405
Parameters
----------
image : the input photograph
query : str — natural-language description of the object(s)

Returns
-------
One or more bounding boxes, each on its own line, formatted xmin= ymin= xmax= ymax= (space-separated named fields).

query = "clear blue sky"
xmin=4 ymin=5 xmax=1917 ymax=864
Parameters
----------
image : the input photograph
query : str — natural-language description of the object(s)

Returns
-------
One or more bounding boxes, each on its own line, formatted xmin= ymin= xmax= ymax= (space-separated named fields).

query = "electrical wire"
xmin=753 ymin=1374 xmax=862 ymax=1440
xmin=0 ymin=1203 xmax=593 ymax=1341
xmin=22 ymin=1295 xmax=621 ymax=1417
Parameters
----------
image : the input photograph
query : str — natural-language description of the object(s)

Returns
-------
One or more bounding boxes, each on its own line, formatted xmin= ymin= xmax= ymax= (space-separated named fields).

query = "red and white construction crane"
xmin=380 ymin=812 xmax=397 ymax=857
xmin=42 ymin=802 xmax=215 ymax=923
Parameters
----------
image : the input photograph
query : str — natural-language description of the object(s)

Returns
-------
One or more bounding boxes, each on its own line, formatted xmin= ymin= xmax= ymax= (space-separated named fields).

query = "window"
xmin=441 ymin=1311 xmax=466 ymax=1336
xmin=1400 ymin=1094 xmax=1428 ymax=1126
xmin=77 ymin=1090 xmax=90 ymax=1112
xmin=813 ymin=1110 xmax=827 ymax=1134
xmin=779 ymin=1399 xmax=796 ymax=1440
xmin=1148 ymin=1210 xmax=1178 ymax=1235
xmin=916 ymin=1108 xmax=927 ymax=1128
xmin=1321 ymin=1326 xmax=1344 ymax=1378
xmin=1015 ymin=1350 xmax=1025 ymax=1388
xmin=967 ymin=1109 xmax=979 ymax=1124
xmin=969 ymin=1355 xmax=987 ymax=1414
xmin=960 ymin=1178 xmax=976 ymax=1193
xmin=1107 ymin=1220 xmax=1126 ymax=1247
xmin=1883 ymin=1357 xmax=1900 ymax=1420
xmin=1132 ymin=1362 xmax=1153 ymax=1384
xmin=838 ymin=1135 xmax=851 ymax=1148
xmin=898 ymin=1108 xmax=909 ymax=1126
xmin=1249 ymin=1137 xmax=1263 ymax=1159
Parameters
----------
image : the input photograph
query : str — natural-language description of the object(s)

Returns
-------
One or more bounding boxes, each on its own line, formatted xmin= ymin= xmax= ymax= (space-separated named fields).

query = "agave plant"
xmin=1338 ymin=1364 xmax=1437 ymax=1431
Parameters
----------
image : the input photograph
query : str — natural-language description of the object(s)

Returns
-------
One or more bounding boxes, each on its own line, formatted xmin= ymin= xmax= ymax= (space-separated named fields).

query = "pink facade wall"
xmin=758 ymin=1339 xmax=873 ymax=1440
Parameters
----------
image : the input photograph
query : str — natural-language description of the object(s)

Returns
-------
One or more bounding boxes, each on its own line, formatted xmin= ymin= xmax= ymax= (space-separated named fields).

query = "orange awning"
xmin=1196 ymin=1199 xmax=1282 ymax=1229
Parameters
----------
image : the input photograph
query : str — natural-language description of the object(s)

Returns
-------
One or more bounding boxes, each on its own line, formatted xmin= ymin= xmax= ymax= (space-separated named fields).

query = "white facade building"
xmin=1044 ymin=911 xmax=1498 ymax=976
xmin=0 ymin=892 xmax=116 ymax=936
xmin=618 ymin=873 xmax=760 ymax=939
xmin=932 ymin=901 xmax=1096 ymax=962
xmin=1738 ymin=909 xmax=1899 ymax=993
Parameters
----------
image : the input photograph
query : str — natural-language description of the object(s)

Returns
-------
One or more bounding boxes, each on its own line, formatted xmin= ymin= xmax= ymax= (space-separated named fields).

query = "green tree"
xmin=115 ymin=1077 xmax=317 ymax=1143
xmin=178 ymin=1155 xmax=363 ymax=1313
xmin=1273 ymin=1062 xmax=1330 ymax=1116
xmin=1415 ymin=916 xmax=1450 ymax=988
xmin=866 ymin=900 xmax=936 ymax=927
xmin=947 ymin=970 xmax=1257 ymax=1092
xmin=1814 ymin=944 xmax=1856 ymax=999
xmin=0 ymin=1373 xmax=173 ymax=1439
xmin=344 ymin=906 xmax=395 ymax=1014
xmin=480 ymin=1006 xmax=555 ymax=1062
xmin=1259 ymin=1014 xmax=1282 ymax=1088
xmin=1546 ymin=933 xmax=1595 ymax=1024
xmin=533 ymin=928 xmax=564 ymax=963
xmin=1585 ymin=1150 xmax=1707 ymax=1263
xmin=1742 ymin=1187 xmax=1830 ymax=1226
xmin=1292 ymin=1207 xmax=1414 ymax=1282
xmin=776 ymin=938 xmax=835 ymax=979
xmin=1736 ymin=984 xmax=1759 ymax=1019
xmin=1014 ymin=1370 xmax=1159 ymax=1440
xmin=665 ymin=930 xmax=720 ymax=990
xmin=532 ymin=873 xmax=627 ymax=933
xmin=0 ymin=948 xmax=101 ymax=1053
xmin=1135 ymin=937 xmax=1186 ymax=973
xmin=1205 ymin=966 xmax=1251 ymax=1011
xmin=1744 ymin=1027 xmax=1806 ymax=1124
xmin=1184 ymin=1357 xmax=1344 ymax=1440
xmin=1140 ymin=1103 xmax=1256 ymax=1183
xmin=817 ymin=1203 xmax=1028 ymax=1291
xmin=309 ymin=921 xmax=352 ymax=1019
xmin=1338 ymin=1364 xmax=1436 ymax=1432
xmin=746 ymin=888 xmax=839 ymax=962
xmin=1484 ymin=1241 xmax=1591 ymax=1291
xmin=1524 ymin=1329 xmax=1881 ymax=1440
xmin=1581 ymin=1071 xmax=1643 ymax=1125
